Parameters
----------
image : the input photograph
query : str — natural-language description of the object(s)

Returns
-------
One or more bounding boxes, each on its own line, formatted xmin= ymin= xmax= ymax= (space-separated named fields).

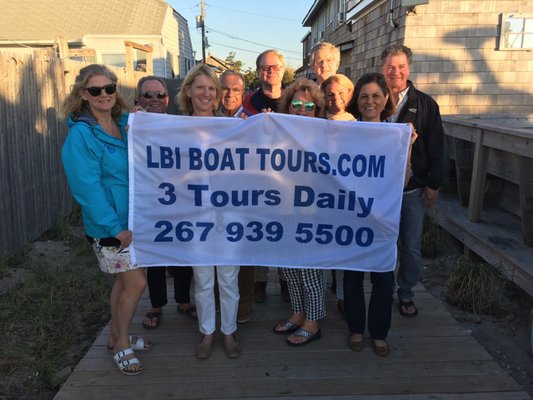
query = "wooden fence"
xmin=0 ymin=49 xmax=146 ymax=258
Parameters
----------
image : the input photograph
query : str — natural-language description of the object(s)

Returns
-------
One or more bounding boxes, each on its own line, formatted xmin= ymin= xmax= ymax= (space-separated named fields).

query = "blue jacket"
xmin=62 ymin=111 xmax=129 ymax=238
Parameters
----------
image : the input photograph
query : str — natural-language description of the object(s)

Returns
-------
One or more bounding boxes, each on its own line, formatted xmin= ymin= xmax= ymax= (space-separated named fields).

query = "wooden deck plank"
xmin=54 ymin=273 xmax=530 ymax=399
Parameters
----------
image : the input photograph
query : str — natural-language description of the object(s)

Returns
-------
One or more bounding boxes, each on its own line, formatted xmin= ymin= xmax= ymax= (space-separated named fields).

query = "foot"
xmin=237 ymin=304 xmax=253 ymax=324
xmin=142 ymin=308 xmax=162 ymax=329
xmin=177 ymin=304 xmax=198 ymax=319
xmin=273 ymin=313 xmax=305 ymax=334
xmin=287 ymin=328 xmax=322 ymax=347
xmin=337 ymin=299 xmax=345 ymax=314
xmin=348 ymin=333 xmax=364 ymax=352
xmin=113 ymin=347 xmax=143 ymax=375
xmin=224 ymin=334 xmax=241 ymax=359
xmin=398 ymin=299 xmax=418 ymax=318
xmin=254 ymin=282 xmax=267 ymax=303
xmin=372 ymin=339 xmax=390 ymax=357
xmin=195 ymin=334 xmax=214 ymax=360
xmin=287 ymin=320 xmax=319 ymax=345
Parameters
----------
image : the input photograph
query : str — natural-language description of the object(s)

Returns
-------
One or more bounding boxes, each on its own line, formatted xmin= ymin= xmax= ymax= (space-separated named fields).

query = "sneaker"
xmin=254 ymin=282 xmax=267 ymax=303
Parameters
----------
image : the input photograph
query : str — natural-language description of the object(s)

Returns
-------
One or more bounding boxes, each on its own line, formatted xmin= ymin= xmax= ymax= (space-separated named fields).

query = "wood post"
xmin=519 ymin=156 xmax=533 ymax=246
xmin=468 ymin=129 xmax=488 ymax=222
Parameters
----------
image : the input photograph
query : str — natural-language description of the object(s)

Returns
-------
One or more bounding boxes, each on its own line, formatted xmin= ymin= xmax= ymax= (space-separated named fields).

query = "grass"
xmin=0 ymin=211 xmax=113 ymax=398
xmin=445 ymin=258 xmax=503 ymax=318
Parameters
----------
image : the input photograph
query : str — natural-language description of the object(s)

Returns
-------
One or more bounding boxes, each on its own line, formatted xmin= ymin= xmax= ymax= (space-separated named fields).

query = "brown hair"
xmin=277 ymin=78 xmax=325 ymax=117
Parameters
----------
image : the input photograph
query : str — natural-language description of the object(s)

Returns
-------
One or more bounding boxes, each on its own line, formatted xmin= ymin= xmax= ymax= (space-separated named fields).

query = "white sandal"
xmin=107 ymin=335 xmax=152 ymax=351
xmin=113 ymin=347 xmax=144 ymax=376
xmin=129 ymin=335 xmax=152 ymax=351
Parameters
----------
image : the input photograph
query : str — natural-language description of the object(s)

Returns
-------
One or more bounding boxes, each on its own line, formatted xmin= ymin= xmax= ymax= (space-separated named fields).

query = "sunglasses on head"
xmin=291 ymin=100 xmax=315 ymax=111
xmin=141 ymin=91 xmax=167 ymax=99
xmin=85 ymin=84 xmax=117 ymax=97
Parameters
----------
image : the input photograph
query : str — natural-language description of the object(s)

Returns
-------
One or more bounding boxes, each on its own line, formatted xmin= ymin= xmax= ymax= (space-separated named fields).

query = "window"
xmin=500 ymin=14 xmax=533 ymax=50
xmin=101 ymin=53 xmax=126 ymax=68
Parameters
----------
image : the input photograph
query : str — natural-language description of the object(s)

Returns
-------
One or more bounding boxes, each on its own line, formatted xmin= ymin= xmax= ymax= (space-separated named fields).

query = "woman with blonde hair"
xmin=62 ymin=64 xmax=150 ymax=375
xmin=321 ymin=74 xmax=356 ymax=121
xmin=176 ymin=64 xmax=221 ymax=116
xmin=177 ymin=64 xmax=241 ymax=359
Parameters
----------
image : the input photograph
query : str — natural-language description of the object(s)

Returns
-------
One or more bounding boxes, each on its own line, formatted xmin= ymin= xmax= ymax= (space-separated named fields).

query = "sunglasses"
xmin=85 ymin=84 xmax=117 ymax=97
xmin=141 ymin=91 xmax=167 ymax=99
xmin=291 ymin=100 xmax=315 ymax=111
xmin=259 ymin=64 xmax=281 ymax=72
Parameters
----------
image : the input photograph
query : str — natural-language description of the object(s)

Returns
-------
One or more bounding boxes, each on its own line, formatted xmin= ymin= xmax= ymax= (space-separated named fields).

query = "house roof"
xmin=0 ymin=0 xmax=172 ymax=42
xmin=205 ymin=53 xmax=231 ymax=72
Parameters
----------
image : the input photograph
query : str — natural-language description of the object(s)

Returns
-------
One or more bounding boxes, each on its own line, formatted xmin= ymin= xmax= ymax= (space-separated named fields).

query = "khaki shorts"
xmin=91 ymin=240 xmax=136 ymax=274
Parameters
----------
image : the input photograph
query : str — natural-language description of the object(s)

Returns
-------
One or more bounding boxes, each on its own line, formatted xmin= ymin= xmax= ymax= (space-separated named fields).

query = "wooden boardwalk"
xmin=55 ymin=274 xmax=531 ymax=400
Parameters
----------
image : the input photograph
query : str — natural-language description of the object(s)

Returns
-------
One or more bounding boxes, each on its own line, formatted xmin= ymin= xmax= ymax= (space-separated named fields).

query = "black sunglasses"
xmin=85 ymin=84 xmax=117 ymax=97
xmin=141 ymin=91 xmax=167 ymax=99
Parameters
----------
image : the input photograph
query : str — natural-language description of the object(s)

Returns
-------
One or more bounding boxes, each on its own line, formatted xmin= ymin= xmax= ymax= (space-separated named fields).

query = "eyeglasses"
xmin=291 ymin=100 xmax=315 ymax=111
xmin=141 ymin=91 xmax=167 ymax=99
xmin=259 ymin=64 xmax=281 ymax=72
xmin=85 ymin=84 xmax=117 ymax=97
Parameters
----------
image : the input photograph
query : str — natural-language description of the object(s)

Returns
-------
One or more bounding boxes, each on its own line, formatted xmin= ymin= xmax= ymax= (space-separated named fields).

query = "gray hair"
xmin=309 ymin=41 xmax=340 ymax=66
xmin=136 ymin=75 xmax=168 ymax=96
xmin=380 ymin=44 xmax=413 ymax=65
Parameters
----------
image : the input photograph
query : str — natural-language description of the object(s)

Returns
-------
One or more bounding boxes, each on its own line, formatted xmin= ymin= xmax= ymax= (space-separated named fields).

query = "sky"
xmin=167 ymin=0 xmax=314 ymax=71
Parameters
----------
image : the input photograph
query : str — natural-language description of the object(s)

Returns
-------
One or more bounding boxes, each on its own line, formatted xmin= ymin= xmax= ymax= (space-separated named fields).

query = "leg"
xmin=142 ymin=266 xmax=167 ymax=329
xmin=273 ymin=268 xmax=305 ymax=333
xmin=287 ymin=268 xmax=325 ymax=345
xmin=368 ymin=271 xmax=394 ymax=340
xmin=254 ymin=266 xmax=268 ymax=303
xmin=343 ymin=270 xmax=366 ymax=335
xmin=173 ymin=266 xmax=193 ymax=304
xmin=397 ymin=188 xmax=425 ymax=314
xmin=173 ymin=266 xmax=196 ymax=316
xmin=113 ymin=268 xmax=147 ymax=373
xmin=237 ymin=266 xmax=255 ymax=323
xmin=217 ymin=265 xmax=241 ymax=358
xmin=217 ymin=265 xmax=240 ymax=335
xmin=192 ymin=266 xmax=216 ymax=335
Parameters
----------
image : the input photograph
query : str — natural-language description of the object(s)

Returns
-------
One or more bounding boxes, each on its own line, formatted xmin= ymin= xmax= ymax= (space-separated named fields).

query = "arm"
xmin=62 ymin=125 xmax=125 ymax=237
xmin=404 ymin=123 xmax=418 ymax=187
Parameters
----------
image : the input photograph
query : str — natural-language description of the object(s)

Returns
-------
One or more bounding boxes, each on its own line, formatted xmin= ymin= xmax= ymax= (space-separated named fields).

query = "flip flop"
xmin=177 ymin=305 xmax=198 ymax=319
xmin=273 ymin=319 xmax=301 ymax=335
xmin=142 ymin=311 xmax=162 ymax=329
xmin=398 ymin=299 xmax=418 ymax=318
xmin=287 ymin=328 xmax=322 ymax=346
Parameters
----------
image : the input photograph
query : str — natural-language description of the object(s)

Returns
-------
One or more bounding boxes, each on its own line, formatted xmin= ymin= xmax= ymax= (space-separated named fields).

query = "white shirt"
xmin=389 ymin=86 xmax=409 ymax=122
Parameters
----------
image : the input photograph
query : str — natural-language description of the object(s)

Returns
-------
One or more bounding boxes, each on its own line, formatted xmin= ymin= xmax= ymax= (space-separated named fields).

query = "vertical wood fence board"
xmin=0 ymin=50 xmax=144 ymax=258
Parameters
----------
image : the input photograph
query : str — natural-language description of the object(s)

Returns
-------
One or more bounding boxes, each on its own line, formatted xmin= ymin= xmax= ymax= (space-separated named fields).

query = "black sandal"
xmin=398 ymin=299 xmax=418 ymax=318
xmin=142 ymin=311 xmax=162 ymax=329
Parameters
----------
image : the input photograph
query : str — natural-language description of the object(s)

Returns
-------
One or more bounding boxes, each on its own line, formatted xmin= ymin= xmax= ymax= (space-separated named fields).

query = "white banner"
xmin=128 ymin=112 xmax=411 ymax=271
